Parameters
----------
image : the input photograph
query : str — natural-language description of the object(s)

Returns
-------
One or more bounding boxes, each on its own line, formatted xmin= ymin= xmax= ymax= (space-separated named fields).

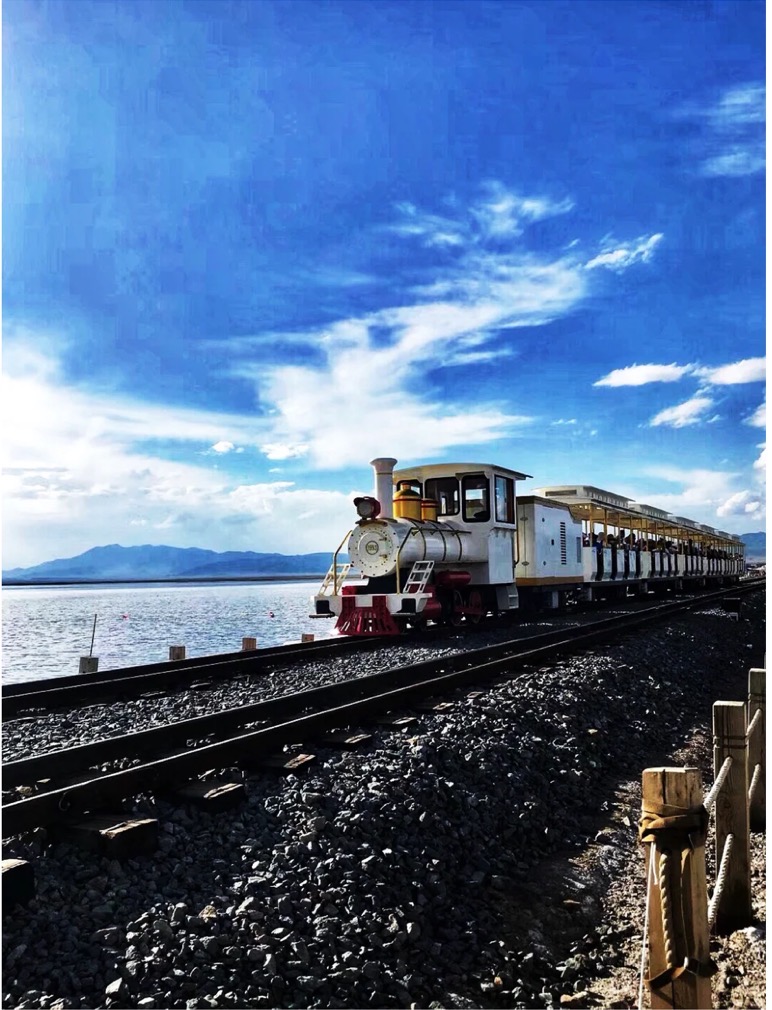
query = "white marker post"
xmin=79 ymin=614 xmax=99 ymax=674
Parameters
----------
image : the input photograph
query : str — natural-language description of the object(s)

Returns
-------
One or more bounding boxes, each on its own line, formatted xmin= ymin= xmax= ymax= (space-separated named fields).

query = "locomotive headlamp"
xmin=354 ymin=496 xmax=381 ymax=520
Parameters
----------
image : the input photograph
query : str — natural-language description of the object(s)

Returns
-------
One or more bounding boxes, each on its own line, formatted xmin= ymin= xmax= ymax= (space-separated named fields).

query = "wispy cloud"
xmin=595 ymin=355 xmax=766 ymax=429
xmin=677 ymin=83 xmax=765 ymax=178
xmin=390 ymin=181 xmax=575 ymax=248
xmin=694 ymin=356 xmax=765 ymax=385
xmin=220 ymin=185 xmax=665 ymax=466
xmin=649 ymin=396 xmax=715 ymax=429
xmin=745 ymin=398 xmax=766 ymax=428
xmin=584 ymin=234 xmax=663 ymax=272
xmin=594 ymin=362 xmax=693 ymax=387
xmin=710 ymin=84 xmax=766 ymax=126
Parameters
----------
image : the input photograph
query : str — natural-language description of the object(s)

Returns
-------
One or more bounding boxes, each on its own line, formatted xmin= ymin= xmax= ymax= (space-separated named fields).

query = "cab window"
xmin=462 ymin=474 xmax=490 ymax=522
xmin=494 ymin=475 xmax=515 ymax=524
xmin=424 ymin=477 xmax=459 ymax=516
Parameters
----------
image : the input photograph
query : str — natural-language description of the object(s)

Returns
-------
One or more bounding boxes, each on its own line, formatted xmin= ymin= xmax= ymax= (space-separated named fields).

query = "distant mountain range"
xmin=2 ymin=544 xmax=334 ymax=584
xmin=740 ymin=532 xmax=765 ymax=562
xmin=2 ymin=533 xmax=764 ymax=584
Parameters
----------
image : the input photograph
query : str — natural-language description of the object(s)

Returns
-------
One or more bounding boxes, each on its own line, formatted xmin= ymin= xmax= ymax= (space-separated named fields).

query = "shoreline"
xmin=2 ymin=574 xmax=326 ymax=588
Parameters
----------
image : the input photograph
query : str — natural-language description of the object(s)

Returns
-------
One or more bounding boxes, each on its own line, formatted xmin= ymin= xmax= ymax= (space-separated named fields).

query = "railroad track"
xmin=2 ymin=580 xmax=756 ymax=716
xmin=1 ymin=631 xmax=392 ymax=717
xmin=2 ymin=581 xmax=761 ymax=839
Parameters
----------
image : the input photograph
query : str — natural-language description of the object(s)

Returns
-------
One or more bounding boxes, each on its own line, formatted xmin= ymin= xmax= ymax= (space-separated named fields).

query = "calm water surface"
xmin=2 ymin=581 xmax=335 ymax=684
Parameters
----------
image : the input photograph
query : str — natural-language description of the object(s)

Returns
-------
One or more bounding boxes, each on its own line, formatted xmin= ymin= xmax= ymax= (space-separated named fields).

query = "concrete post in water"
xmin=169 ymin=645 xmax=186 ymax=661
xmin=241 ymin=637 xmax=257 ymax=651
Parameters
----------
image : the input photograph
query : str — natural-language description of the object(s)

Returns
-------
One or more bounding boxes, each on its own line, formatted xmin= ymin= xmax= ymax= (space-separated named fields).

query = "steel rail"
xmin=2 ymin=581 xmax=763 ymax=838
xmin=1 ymin=634 xmax=391 ymax=717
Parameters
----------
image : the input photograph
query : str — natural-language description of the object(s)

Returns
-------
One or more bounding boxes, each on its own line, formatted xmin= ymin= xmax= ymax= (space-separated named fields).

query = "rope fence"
xmin=637 ymin=666 xmax=765 ymax=1009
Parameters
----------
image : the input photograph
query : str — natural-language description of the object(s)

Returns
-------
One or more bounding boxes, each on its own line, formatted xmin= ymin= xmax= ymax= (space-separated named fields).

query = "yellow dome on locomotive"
xmin=393 ymin=484 xmax=422 ymax=520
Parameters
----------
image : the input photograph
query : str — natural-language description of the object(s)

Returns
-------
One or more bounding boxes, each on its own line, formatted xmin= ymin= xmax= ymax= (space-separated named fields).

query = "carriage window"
xmin=494 ymin=475 xmax=515 ymax=524
xmin=424 ymin=477 xmax=459 ymax=516
xmin=462 ymin=474 xmax=490 ymax=522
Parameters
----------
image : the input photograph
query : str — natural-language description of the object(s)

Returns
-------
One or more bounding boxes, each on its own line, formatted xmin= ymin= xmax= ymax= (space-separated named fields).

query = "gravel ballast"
xmin=2 ymin=590 xmax=765 ymax=1009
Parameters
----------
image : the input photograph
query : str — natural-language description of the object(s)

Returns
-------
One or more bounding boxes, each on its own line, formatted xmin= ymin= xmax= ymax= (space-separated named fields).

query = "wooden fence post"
xmin=747 ymin=668 xmax=765 ymax=829
xmin=640 ymin=767 xmax=712 ymax=1009
xmin=712 ymin=701 xmax=752 ymax=931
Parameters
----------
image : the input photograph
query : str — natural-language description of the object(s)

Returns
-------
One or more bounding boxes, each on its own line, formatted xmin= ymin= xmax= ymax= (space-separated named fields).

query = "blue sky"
xmin=3 ymin=0 xmax=765 ymax=567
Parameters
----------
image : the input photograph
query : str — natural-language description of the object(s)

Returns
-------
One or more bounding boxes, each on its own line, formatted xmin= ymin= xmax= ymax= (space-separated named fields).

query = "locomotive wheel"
xmin=465 ymin=588 xmax=483 ymax=625
xmin=450 ymin=590 xmax=464 ymax=626
xmin=442 ymin=590 xmax=464 ymax=626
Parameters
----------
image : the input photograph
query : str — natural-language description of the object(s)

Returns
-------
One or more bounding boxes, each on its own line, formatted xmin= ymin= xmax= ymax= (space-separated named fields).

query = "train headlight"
xmin=354 ymin=496 xmax=381 ymax=520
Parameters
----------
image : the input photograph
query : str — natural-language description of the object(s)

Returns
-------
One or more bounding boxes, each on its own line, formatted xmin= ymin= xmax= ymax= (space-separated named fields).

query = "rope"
xmin=748 ymin=763 xmax=761 ymax=805
xmin=746 ymin=707 xmax=762 ymax=740
xmin=704 ymin=756 xmax=733 ymax=813
xmin=708 ymin=833 xmax=734 ymax=931
xmin=638 ymin=852 xmax=657 ymax=1010
xmin=659 ymin=850 xmax=676 ymax=970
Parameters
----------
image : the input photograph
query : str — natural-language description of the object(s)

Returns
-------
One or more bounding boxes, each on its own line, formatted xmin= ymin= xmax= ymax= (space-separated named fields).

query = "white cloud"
xmin=391 ymin=182 xmax=574 ymax=248
xmin=695 ymin=357 xmax=765 ymax=385
xmin=710 ymin=84 xmax=766 ymax=127
xmin=584 ymin=233 xmax=663 ymax=272
xmin=211 ymin=440 xmax=235 ymax=453
xmin=470 ymin=182 xmax=574 ymax=239
xmin=223 ymin=187 xmax=669 ymax=467
xmin=632 ymin=465 xmax=764 ymax=530
xmin=716 ymin=443 xmax=765 ymax=521
xmin=743 ymin=396 xmax=765 ymax=428
xmin=260 ymin=443 xmax=309 ymax=461
xmin=594 ymin=362 xmax=693 ymax=387
xmin=716 ymin=490 xmax=763 ymax=517
xmin=649 ymin=396 xmax=714 ymax=429
xmin=229 ymin=187 xmax=605 ymax=467
xmin=702 ymin=149 xmax=766 ymax=178
xmin=0 ymin=349 xmax=361 ymax=566
xmin=677 ymin=83 xmax=766 ymax=178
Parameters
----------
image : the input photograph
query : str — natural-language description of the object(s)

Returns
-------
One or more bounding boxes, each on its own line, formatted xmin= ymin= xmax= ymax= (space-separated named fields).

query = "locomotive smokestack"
xmin=370 ymin=457 xmax=397 ymax=519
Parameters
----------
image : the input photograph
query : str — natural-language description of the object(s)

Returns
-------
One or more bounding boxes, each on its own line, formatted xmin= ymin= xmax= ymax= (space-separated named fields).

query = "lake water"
xmin=1 ymin=581 xmax=336 ymax=685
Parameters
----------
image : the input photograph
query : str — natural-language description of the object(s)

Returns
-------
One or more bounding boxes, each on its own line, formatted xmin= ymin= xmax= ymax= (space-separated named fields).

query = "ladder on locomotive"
xmin=318 ymin=561 xmax=353 ymax=595
xmin=404 ymin=560 xmax=435 ymax=593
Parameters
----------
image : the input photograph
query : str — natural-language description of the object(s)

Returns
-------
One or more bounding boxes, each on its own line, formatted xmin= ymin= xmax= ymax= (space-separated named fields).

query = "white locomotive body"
xmin=312 ymin=458 xmax=745 ymax=635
